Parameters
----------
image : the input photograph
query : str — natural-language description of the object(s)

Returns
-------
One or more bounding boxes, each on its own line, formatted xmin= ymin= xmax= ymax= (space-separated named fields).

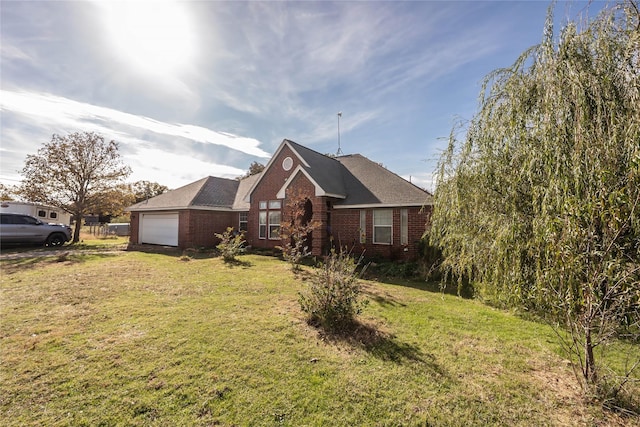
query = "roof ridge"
xmin=190 ymin=176 xmax=216 ymax=206
xmin=285 ymin=139 xmax=343 ymax=166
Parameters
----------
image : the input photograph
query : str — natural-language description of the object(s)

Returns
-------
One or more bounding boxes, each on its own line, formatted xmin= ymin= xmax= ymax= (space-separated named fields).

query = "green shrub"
xmin=299 ymin=248 xmax=368 ymax=332
xmin=215 ymin=227 xmax=245 ymax=262
xmin=369 ymin=261 xmax=418 ymax=279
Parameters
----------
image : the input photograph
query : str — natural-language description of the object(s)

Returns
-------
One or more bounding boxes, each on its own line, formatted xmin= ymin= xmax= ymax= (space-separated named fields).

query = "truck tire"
xmin=46 ymin=233 xmax=66 ymax=247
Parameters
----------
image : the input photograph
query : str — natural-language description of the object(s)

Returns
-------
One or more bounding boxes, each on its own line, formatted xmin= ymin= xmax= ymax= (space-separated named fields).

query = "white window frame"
xmin=400 ymin=209 xmax=408 ymax=245
xmin=268 ymin=211 xmax=281 ymax=240
xmin=373 ymin=209 xmax=393 ymax=245
xmin=359 ymin=210 xmax=366 ymax=244
xmin=259 ymin=211 xmax=267 ymax=239
xmin=268 ymin=200 xmax=282 ymax=209
xmin=239 ymin=211 xmax=248 ymax=232
xmin=259 ymin=201 xmax=267 ymax=209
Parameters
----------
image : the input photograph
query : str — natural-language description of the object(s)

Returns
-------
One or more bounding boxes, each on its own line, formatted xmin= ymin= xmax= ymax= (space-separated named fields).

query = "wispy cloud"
xmin=127 ymin=147 xmax=245 ymax=188
xmin=0 ymin=90 xmax=270 ymax=158
xmin=201 ymin=1 xmax=507 ymax=139
xmin=1 ymin=0 xmax=550 ymax=190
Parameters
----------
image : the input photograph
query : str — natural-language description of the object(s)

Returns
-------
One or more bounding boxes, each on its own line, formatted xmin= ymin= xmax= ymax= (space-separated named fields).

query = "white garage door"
xmin=140 ymin=213 xmax=179 ymax=246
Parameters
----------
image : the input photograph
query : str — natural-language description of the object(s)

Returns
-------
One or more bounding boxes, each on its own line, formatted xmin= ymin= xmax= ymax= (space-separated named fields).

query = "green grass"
xmin=1 ymin=252 xmax=637 ymax=426
xmin=71 ymin=234 xmax=129 ymax=249
xmin=0 ymin=229 xmax=128 ymax=256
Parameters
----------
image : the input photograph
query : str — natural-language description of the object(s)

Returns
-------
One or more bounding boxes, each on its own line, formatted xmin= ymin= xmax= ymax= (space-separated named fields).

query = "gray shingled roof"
xmin=128 ymin=140 xmax=432 ymax=212
xmin=127 ymin=176 xmax=241 ymax=211
xmin=285 ymin=140 xmax=346 ymax=197
xmin=336 ymin=154 xmax=432 ymax=207
xmin=232 ymin=173 xmax=261 ymax=210
xmin=283 ymin=140 xmax=431 ymax=207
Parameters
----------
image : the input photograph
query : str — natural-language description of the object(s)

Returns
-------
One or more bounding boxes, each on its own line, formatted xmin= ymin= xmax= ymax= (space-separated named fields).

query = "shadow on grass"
xmin=221 ymin=258 xmax=254 ymax=268
xmin=315 ymin=320 xmax=447 ymax=376
xmin=362 ymin=285 xmax=407 ymax=308
xmin=0 ymin=252 xmax=121 ymax=274
xmin=365 ymin=274 xmax=474 ymax=299
xmin=604 ymin=391 xmax=640 ymax=422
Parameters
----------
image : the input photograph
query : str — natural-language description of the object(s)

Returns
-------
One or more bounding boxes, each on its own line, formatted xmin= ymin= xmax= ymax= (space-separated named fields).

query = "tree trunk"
xmin=584 ymin=316 xmax=597 ymax=384
xmin=72 ymin=214 xmax=82 ymax=243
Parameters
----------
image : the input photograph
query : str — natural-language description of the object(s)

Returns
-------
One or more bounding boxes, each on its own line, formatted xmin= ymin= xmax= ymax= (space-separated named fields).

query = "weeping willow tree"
xmin=431 ymin=0 xmax=639 ymax=399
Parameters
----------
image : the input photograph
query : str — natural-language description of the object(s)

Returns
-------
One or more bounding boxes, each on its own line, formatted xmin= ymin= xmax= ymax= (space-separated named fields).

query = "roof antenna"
xmin=336 ymin=111 xmax=343 ymax=156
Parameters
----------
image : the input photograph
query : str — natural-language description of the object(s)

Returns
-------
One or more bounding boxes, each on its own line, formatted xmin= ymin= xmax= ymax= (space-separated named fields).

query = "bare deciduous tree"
xmin=279 ymin=188 xmax=319 ymax=271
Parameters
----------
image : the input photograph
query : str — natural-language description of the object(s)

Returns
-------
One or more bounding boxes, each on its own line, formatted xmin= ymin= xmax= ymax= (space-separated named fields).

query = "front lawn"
xmin=1 ymin=252 xmax=637 ymax=426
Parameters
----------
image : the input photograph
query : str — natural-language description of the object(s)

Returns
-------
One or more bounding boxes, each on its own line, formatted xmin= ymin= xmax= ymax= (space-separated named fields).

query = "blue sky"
xmin=0 ymin=0 xmax=606 ymax=192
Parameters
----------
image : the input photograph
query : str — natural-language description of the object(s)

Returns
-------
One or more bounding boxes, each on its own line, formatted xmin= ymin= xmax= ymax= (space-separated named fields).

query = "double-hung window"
xmin=239 ymin=212 xmax=248 ymax=232
xmin=268 ymin=211 xmax=281 ymax=239
xmin=373 ymin=209 xmax=393 ymax=244
xmin=259 ymin=211 xmax=267 ymax=239
xmin=258 ymin=200 xmax=282 ymax=240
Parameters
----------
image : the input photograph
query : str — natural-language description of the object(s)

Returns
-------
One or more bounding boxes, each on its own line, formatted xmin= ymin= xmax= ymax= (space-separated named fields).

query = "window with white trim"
xmin=268 ymin=200 xmax=281 ymax=209
xmin=373 ymin=209 xmax=392 ymax=244
xmin=259 ymin=211 xmax=267 ymax=239
xmin=239 ymin=212 xmax=248 ymax=232
xmin=400 ymin=209 xmax=408 ymax=245
xmin=359 ymin=210 xmax=366 ymax=244
xmin=259 ymin=200 xmax=283 ymax=240
xmin=268 ymin=211 xmax=281 ymax=239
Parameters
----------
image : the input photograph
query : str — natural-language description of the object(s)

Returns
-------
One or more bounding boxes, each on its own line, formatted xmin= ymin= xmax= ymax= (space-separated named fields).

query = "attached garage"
xmin=127 ymin=176 xmax=257 ymax=249
xmin=139 ymin=212 xmax=179 ymax=246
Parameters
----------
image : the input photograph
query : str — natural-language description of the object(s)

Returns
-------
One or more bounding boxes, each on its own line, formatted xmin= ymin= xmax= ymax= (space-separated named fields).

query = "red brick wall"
xmin=332 ymin=206 xmax=431 ymax=261
xmin=286 ymin=172 xmax=333 ymax=256
xmin=247 ymin=145 xmax=319 ymax=252
xmin=128 ymin=209 xmax=239 ymax=249
xmin=246 ymin=143 xmax=433 ymax=259
xmin=129 ymin=212 xmax=140 ymax=244
xmin=179 ymin=210 xmax=237 ymax=248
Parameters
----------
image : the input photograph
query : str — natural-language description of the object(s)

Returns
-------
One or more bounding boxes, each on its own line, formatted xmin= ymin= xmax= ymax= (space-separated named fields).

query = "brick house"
xmin=127 ymin=175 xmax=258 ymax=248
xmin=127 ymin=139 xmax=432 ymax=260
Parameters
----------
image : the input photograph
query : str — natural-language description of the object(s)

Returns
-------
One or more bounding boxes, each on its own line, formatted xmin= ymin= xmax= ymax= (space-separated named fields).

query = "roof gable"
xmin=245 ymin=139 xmax=347 ymax=201
xmin=247 ymin=139 xmax=431 ymax=208
xmin=275 ymin=165 xmax=346 ymax=199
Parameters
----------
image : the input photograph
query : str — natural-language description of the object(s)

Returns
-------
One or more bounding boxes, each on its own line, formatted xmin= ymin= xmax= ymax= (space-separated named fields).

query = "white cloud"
xmin=0 ymin=44 xmax=33 ymax=63
xmin=201 ymin=1 xmax=505 ymax=137
xmin=0 ymin=90 xmax=270 ymax=158
xmin=127 ymin=147 xmax=245 ymax=189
